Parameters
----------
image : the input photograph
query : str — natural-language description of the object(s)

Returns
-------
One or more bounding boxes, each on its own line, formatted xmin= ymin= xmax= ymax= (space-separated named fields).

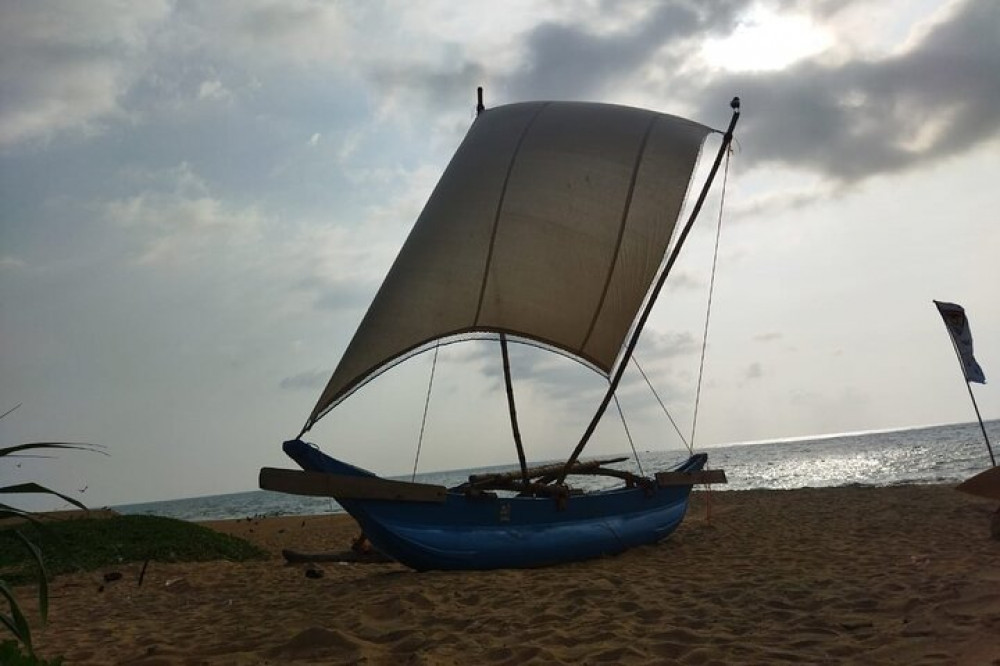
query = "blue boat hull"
xmin=283 ymin=439 xmax=706 ymax=571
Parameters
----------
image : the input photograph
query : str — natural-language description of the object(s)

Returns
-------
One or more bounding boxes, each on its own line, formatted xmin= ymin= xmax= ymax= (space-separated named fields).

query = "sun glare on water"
xmin=702 ymin=6 xmax=831 ymax=72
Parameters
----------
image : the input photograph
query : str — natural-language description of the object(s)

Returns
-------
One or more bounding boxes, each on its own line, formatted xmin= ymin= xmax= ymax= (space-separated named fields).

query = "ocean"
xmin=116 ymin=420 xmax=999 ymax=522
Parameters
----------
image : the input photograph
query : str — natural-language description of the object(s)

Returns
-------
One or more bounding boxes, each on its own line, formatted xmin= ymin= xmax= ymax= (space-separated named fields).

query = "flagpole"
xmin=965 ymin=382 xmax=995 ymax=467
xmin=943 ymin=321 xmax=996 ymax=467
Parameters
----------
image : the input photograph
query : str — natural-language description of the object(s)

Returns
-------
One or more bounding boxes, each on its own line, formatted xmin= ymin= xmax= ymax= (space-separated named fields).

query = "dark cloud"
xmin=491 ymin=0 xmax=999 ymax=187
xmin=696 ymin=0 xmax=1000 ymax=182
xmin=362 ymin=2 xmax=745 ymax=113
xmin=369 ymin=61 xmax=488 ymax=121
xmin=507 ymin=2 xmax=743 ymax=100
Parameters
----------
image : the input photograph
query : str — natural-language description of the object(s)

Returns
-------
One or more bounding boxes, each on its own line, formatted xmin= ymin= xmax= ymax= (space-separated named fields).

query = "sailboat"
xmin=260 ymin=90 xmax=738 ymax=570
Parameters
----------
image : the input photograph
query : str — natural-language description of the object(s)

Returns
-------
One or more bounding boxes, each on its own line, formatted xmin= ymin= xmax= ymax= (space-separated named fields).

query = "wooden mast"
xmin=501 ymin=333 xmax=530 ymax=485
xmin=478 ymin=87 xmax=530 ymax=486
xmin=557 ymin=98 xmax=742 ymax=484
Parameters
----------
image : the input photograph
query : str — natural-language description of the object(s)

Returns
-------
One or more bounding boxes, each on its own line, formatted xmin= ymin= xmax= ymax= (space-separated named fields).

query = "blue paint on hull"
xmin=283 ymin=439 xmax=706 ymax=570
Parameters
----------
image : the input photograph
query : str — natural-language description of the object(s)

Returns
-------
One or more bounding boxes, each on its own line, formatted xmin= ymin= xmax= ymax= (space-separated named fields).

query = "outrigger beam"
xmin=656 ymin=469 xmax=728 ymax=486
xmin=466 ymin=456 xmax=627 ymax=487
xmin=259 ymin=468 xmax=447 ymax=503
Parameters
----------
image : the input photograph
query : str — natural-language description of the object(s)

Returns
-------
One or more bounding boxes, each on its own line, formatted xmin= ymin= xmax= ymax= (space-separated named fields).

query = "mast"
xmin=477 ymin=86 xmax=529 ymax=484
xmin=557 ymin=97 xmax=741 ymax=484
xmin=500 ymin=334 xmax=530 ymax=484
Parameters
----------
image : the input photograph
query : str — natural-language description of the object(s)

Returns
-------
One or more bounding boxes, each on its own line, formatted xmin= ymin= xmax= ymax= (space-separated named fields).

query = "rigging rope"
xmin=411 ymin=343 xmax=440 ymax=481
xmin=632 ymin=355 xmax=692 ymax=454
xmin=690 ymin=143 xmax=733 ymax=448
xmin=612 ymin=393 xmax=645 ymax=477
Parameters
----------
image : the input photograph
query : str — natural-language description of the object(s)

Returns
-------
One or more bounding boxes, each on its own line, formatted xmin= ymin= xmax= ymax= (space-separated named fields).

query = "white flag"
xmin=934 ymin=300 xmax=986 ymax=384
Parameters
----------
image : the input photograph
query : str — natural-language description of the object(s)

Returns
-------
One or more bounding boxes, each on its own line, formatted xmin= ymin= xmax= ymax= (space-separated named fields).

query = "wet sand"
xmin=30 ymin=485 xmax=1000 ymax=664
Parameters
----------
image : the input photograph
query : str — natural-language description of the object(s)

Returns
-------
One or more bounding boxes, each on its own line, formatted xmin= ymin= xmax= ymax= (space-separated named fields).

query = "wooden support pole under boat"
xmin=557 ymin=98 xmax=742 ymax=484
xmin=500 ymin=333 xmax=530 ymax=486
xmin=259 ymin=468 xmax=447 ymax=503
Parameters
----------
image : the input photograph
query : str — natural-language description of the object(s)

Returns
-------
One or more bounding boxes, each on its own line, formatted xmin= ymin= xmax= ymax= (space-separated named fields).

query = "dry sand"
xmin=27 ymin=485 xmax=1000 ymax=665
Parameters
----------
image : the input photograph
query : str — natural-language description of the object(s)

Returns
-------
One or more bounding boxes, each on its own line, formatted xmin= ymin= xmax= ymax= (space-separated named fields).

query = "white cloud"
xmin=0 ymin=0 xmax=169 ymax=146
xmin=103 ymin=163 xmax=265 ymax=266
xmin=702 ymin=6 xmax=832 ymax=72
xmin=0 ymin=255 xmax=27 ymax=271
xmin=197 ymin=79 xmax=232 ymax=102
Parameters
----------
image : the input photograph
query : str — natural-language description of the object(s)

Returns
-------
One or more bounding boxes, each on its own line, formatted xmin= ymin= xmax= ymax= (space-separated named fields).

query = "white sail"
xmin=309 ymin=101 xmax=711 ymax=426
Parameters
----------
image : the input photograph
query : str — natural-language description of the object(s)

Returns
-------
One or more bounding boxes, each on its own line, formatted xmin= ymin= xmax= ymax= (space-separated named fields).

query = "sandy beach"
xmin=27 ymin=485 xmax=1000 ymax=665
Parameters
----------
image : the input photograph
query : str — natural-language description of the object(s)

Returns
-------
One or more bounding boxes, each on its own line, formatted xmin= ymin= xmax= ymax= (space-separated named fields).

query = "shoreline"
xmin=30 ymin=485 xmax=1000 ymax=664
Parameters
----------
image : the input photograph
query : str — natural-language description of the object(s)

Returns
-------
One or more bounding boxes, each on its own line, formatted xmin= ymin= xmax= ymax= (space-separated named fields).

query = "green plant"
xmin=0 ymin=640 xmax=63 ymax=666
xmin=0 ymin=404 xmax=101 ymax=657
xmin=0 ymin=638 xmax=65 ymax=665
xmin=0 ymin=515 xmax=268 ymax=579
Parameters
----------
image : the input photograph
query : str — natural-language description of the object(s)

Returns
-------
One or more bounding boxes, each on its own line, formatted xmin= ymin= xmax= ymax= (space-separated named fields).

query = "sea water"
xmin=117 ymin=420 xmax=999 ymax=522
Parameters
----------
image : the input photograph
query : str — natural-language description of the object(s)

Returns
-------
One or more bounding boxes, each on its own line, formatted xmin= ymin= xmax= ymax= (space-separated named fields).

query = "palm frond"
xmin=0 ymin=483 xmax=87 ymax=513
xmin=0 ymin=443 xmax=107 ymax=458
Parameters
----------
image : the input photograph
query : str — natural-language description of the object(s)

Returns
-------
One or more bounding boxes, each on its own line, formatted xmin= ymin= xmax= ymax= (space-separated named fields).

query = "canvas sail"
xmin=308 ymin=101 xmax=711 ymax=427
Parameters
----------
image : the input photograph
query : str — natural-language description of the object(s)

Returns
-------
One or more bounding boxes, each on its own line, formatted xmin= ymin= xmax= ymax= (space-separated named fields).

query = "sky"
xmin=2 ymin=0 xmax=998 ymax=508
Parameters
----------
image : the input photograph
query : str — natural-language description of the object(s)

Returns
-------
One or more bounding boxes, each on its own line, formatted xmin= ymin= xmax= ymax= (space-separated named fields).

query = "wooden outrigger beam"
xmin=465 ymin=457 xmax=628 ymax=488
xmin=259 ymin=468 xmax=447 ymax=503
xmin=260 ymin=462 xmax=726 ymax=503
xmin=655 ymin=469 xmax=728 ymax=486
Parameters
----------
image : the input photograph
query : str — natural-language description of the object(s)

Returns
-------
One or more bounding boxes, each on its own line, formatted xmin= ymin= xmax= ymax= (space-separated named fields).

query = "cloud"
xmin=504 ymin=2 xmax=743 ymax=101
xmin=745 ymin=362 xmax=763 ymax=380
xmin=280 ymin=369 xmax=331 ymax=391
xmin=102 ymin=163 xmax=265 ymax=266
xmin=197 ymin=80 xmax=232 ymax=102
xmin=0 ymin=256 xmax=27 ymax=271
xmin=455 ymin=327 xmax=700 ymax=418
xmin=727 ymin=180 xmax=837 ymax=219
xmin=754 ymin=332 xmax=783 ymax=342
xmin=694 ymin=0 xmax=1000 ymax=183
xmin=0 ymin=1 xmax=169 ymax=146
xmin=635 ymin=330 xmax=701 ymax=363
xmin=664 ymin=271 xmax=705 ymax=291
xmin=311 ymin=279 xmax=378 ymax=313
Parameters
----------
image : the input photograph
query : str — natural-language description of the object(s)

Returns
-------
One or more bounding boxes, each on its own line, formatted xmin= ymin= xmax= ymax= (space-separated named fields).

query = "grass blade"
xmin=0 ymin=442 xmax=106 ymax=458
xmin=0 ymin=483 xmax=87 ymax=512
xmin=0 ymin=581 xmax=32 ymax=653
xmin=12 ymin=532 xmax=47 ymax=623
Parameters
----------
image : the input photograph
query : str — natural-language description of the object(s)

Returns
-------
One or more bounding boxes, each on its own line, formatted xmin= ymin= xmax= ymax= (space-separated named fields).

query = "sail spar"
xmin=308 ymin=101 xmax=711 ymax=428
